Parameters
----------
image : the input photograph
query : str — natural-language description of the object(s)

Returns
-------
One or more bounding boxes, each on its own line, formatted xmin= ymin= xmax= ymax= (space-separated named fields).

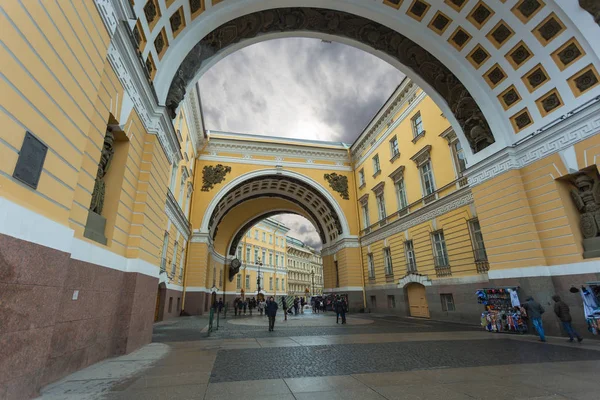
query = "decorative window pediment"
xmin=410 ymin=145 xmax=432 ymax=167
xmin=389 ymin=165 xmax=406 ymax=182
xmin=440 ymin=128 xmax=458 ymax=145
xmin=371 ymin=181 xmax=385 ymax=195
xmin=359 ymin=193 xmax=370 ymax=205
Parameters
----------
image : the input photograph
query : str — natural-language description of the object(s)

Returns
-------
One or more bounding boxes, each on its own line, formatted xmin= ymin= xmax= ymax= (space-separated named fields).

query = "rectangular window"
xmin=367 ymin=253 xmax=375 ymax=279
xmin=237 ymin=274 xmax=241 ymax=289
xmin=412 ymin=112 xmax=424 ymax=137
xmin=383 ymin=247 xmax=393 ymax=276
xmin=160 ymin=231 xmax=169 ymax=271
xmin=269 ymin=277 xmax=273 ymax=290
xmin=420 ymin=161 xmax=435 ymax=196
xmin=254 ymin=248 xmax=259 ymax=262
xmin=245 ymin=247 xmax=251 ymax=263
xmin=262 ymin=250 xmax=266 ymax=263
xmin=246 ymin=274 xmax=251 ymax=290
xmin=387 ymin=295 xmax=396 ymax=309
xmin=362 ymin=203 xmax=370 ymax=228
xmin=395 ymin=180 xmax=408 ymax=210
xmin=441 ymin=293 xmax=455 ymax=311
xmin=262 ymin=232 xmax=266 ymax=242
xmin=276 ymin=278 xmax=279 ymax=290
xmin=452 ymin=141 xmax=467 ymax=174
xmin=255 ymin=230 xmax=259 ymax=239
xmin=269 ymin=253 xmax=273 ymax=266
xmin=237 ymin=246 xmax=242 ymax=260
xmin=432 ymin=231 xmax=450 ymax=267
xmin=389 ymin=136 xmax=399 ymax=158
xmin=275 ymin=254 xmax=279 ymax=266
xmin=372 ymin=154 xmax=381 ymax=175
xmin=282 ymin=279 xmax=285 ymax=291
xmin=246 ymin=230 xmax=251 ymax=238
xmin=469 ymin=219 xmax=488 ymax=262
xmin=269 ymin=234 xmax=273 ymax=244
xmin=376 ymin=193 xmax=386 ymax=221
xmin=405 ymin=240 xmax=417 ymax=272
xmin=171 ymin=240 xmax=179 ymax=271
xmin=370 ymin=295 xmax=377 ymax=308
xmin=359 ymin=169 xmax=366 ymax=187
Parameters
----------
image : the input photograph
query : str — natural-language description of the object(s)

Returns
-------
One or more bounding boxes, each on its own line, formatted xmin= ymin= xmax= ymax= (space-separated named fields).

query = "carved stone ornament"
xmin=166 ymin=8 xmax=495 ymax=153
xmin=201 ymin=164 xmax=231 ymax=192
xmin=579 ymin=0 xmax=600 ymax=24
xmin=324 ymin=173 xmax=349 ymax=200
xmin=570 ymin=173 xmax=600 ymax=239
xmin=90 ymin=129 xmax=115 ymax=215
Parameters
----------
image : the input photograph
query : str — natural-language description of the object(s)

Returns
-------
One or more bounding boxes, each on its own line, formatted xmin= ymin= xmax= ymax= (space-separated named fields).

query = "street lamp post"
xmin=256 ymin=257 xmax=262 ymax=294
xmin=311 ymin=269 xmax=315 ymax=297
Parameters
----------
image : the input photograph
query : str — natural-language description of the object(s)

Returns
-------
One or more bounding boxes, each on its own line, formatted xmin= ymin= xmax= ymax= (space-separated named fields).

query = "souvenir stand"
xmin=580 ymin=282 xmax=600 ymax=335
xmin=476 ymin=287 xmax=527 ymax=334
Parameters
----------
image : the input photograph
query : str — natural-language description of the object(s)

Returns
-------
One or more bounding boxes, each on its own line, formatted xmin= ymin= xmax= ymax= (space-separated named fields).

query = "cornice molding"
xmin=466 ymin=99 xmax=600 ymax=187
xmin=183 ymin=85 xmax=205 ymax=155
xmin=165 ymin=190 xmax=191 ymax=238
xmin=198 ymin=154 xmax=352 ymax=171
xmin=94 ymin=0 xmax=181 ymax=165
xmin=410 ymin=145 xmax=432 ymax=166
xmin=371 ymin=182 xmax=385 ymax=194
xmin=321 ymin=236 xmax=361 ymax=257
xmin=389 ymin=165 xmax=405 ymax=182
xmin=360 ymin=188 xmax=473 ymax=246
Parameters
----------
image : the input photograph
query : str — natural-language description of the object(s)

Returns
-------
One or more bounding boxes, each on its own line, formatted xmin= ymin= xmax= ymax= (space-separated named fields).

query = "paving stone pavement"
xmin=36 ymin=313 xmax=600 ymax=400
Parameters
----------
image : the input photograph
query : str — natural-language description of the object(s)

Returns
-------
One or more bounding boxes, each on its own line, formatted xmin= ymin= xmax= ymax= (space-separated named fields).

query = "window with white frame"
xmin=405 ymin=240 xmax=417 ymax=272
xmin=389 ymin=136 xmax=399 ymax=158
xmin=262 ymin=250 xmax=266 ymax=263
xmin=262 ymin=232 xmax=266 ymax=242
xmin=469 ymin=219 xmax=488 ymax=262
xmin=441 ymin=293 xmax=455 ymax=311
xmin=246 ymin=230 xmax=251 ymax=238
xmin=420 ymin=160 xmax=435 ymax=196
xmin=237 ymin=246 xmax=242 ymax=260
xmin=178 ymin=177 xmax=186 ymax=206
xmin=169 ymin=163 xmax=178 ymax=192
xmin=269 ymin=277 xmax=273 ymax=290
xmin=245 ymin=246 xmax=251 ymax=262
xmin=395 ymin=179 xmax=408 ymax=210
xmin=269 ymin=252 xmax=273 ymax=266
xmin=376 ymin=193 xmax=386 ymax=221
xmin=254 ymin=248 xmax=259 ymax=262
xmin=246 ymin=274 xmax=250 ymax=289
xmin=384 ymin=247 xmax=393 ymax=276
xmin=372 ymin=155 xmax=381 ymax=175
xmin=269 ymin=234 xmax=272 ymax=244
xmin=275 ymin=254 xmax=279 ymax=266
xmin=452 ymin=141 xmax=467 ymax=174
xmin=359 ymin=169 xmax=366 ymax=187
xmin=160 ymin=231 xmax=169 ymax=270
xmin=237 ymin=274 xmax=241 ymax=289
xmin=367 ymin=253 xmax=375 ymax=279
xmin=412 ymin=112 xmax=424 ymax=137
xmin=282 ymin=279 xmax=285 ymax=291
xmin=432 ymin=231 xmax=449 ymax=267
xmin=276 ymin=278 xmax=279 ymax=290
xmin=255 ymin=230 xmax=259 ymax=239
xmin=171 ymin=241 xmax=178 ymax=272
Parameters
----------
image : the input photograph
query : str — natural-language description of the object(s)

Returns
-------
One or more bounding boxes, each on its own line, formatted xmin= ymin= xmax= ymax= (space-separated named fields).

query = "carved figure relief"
xmin=90 ymin=129 xmax=115 ymax=215
xmin=201 ymin=164 xmax=231 ymax=192
xmin=166 ymin=8 xmax=495 ymax=153
xmin=324 ymin=173 xmax=349 ymax=200
xmin=579 ymin=0 xmax=600 ymax=24
xmin=570 ymin=173 xmax=600 ymax=238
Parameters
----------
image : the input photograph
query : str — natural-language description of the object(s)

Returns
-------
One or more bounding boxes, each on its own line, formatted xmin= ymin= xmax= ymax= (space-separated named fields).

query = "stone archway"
xmin=165 ymin=7 xmax=495 ymax=154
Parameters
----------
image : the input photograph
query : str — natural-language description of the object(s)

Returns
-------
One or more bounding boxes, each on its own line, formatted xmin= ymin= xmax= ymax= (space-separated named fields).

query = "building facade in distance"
xmin=286 ymin=236 xmax=324 ymax=297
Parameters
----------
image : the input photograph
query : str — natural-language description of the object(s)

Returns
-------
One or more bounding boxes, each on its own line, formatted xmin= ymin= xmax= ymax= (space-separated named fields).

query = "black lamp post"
xmin=256 ymin=257 xmax=263 ymax=293
xmin=311 ymin=269 xmax=315 ymax=296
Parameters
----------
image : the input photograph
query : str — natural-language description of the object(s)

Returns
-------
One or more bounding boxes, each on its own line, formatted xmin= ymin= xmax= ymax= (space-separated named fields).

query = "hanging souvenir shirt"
xmin=508 ymin=289 xmax=520 ymax=307
xmin=581 ymin=286 xmax=600 ymax=318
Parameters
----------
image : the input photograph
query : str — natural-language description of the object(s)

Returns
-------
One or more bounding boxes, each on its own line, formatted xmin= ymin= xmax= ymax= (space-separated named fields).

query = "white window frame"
xmin=362 ymin=203 xmax=370 ymax=228
xmin=469 ymin=219 xmax=488 ymax=262
xmin=452 ymin=140 xmax=467 ymax=175
xmin=412 ymin=111 xmax=424 ymax=137
xmin=405 ymin=240 xmax=417 ymax=272
xmin=395 ymin=179 xmax=408 ymax=210
xmin=367 ymin=253 xmax=375 ymax=279
xmin=441 ymin=293 xmax=456 ymax=311
xmin=254 ymin=248 xmax=259 ymax=262
xmin=419 ymin=160 xmax=436 ymax=196
xmin=432 ymin=231 xmax=449 ymax=267
xmin=383 ymin=247 xmax=393 ymax=276
xmin=262 ymin=232 xmax=266 ymax=242
xmin=372 ymin=154 xmax=381 ymax=175
xmin=246 ymin=274 xmax=250 ymax=290
xmin=376 ymin=193 xmax=386 ymax=221
xmin=269 ymin=277 xmax=273 ymax=290
xmin=359 ymin=169 xmax=366 ymax=187
xmin=237 ymin=274 xmax=241 ymax=289
xmin=255 ymin=230 xmax=259 ymax=239
xmin=389 ymin=136 xmax=399 ymax=158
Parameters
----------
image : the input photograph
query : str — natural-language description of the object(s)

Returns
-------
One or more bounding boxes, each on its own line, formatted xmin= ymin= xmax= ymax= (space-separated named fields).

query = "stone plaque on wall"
xmin=13 ymin=131 xmax=48 ymax=189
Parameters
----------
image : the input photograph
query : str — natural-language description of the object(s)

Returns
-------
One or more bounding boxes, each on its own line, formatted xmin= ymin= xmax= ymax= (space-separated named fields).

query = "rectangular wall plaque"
xmin=13 ymin=132 xmax=48 ymax=190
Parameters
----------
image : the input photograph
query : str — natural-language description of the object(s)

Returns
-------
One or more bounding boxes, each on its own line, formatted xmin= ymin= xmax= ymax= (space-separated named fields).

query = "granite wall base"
xmin=157 ymin=287 xmax=183 ymax=321
xmin=0 ymin=233 xmax=158 ymax=400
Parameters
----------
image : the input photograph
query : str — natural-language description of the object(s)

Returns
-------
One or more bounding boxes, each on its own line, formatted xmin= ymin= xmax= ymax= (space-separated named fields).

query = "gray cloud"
xmin=198 ymin=37 xmax=404 ymax=246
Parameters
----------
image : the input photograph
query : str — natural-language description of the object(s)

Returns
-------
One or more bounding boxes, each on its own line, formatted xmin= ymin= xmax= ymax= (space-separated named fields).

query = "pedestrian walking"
xmin=281 ymin=295 xmax=288 ymax=321
xmin=233 ymin=298 xmax=239 ymax=316
xmin=293 ymin=297 xmax=299 ymax=315
xmin=335 ymin=296 xmax=347 ymax=324
xmin=258 ymin=299 xmax=264 ymax=316
xmin=523 ymin=296 xmax=546 ymax=342
xmin=552 ymin=295 xmax=583 ymax=342
xmin=237 ymin=298 xmax=243 ymax=316
xmin=266 ymin=296 xmax=278 ymax=331
xmin=217 ymin=298 xmax=224 ymax=314
xmin=301 ymin=297 xmax=305 ymax=314
xmin=243 ymin=299 xmax=248 ymax=315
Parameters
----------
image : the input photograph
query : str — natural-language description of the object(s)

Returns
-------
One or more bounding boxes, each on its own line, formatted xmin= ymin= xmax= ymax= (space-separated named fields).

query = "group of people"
xmin=522 ymin=295 xmax=583 ymax=343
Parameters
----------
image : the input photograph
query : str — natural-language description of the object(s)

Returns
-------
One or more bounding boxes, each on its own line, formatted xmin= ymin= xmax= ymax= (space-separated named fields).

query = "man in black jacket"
xmin=266 ymin=296 xmax=278 ymax=332
xmin=523 ymin=296 xmax=546 ymax=342
xmin=552 ymin=295 xmax=583 ymax=342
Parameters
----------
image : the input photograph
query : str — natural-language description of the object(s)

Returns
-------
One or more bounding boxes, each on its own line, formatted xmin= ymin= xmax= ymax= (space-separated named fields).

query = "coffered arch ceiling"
xmin=133 ymin=0 xmax=600 ymax=160
xmin=207 ymin=174 xmax=345 ymax=252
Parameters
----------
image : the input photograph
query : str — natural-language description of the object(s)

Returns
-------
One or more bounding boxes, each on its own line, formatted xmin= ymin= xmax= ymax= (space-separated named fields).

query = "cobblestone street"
xmin=39 ymin=312 xmax=600 ymax=400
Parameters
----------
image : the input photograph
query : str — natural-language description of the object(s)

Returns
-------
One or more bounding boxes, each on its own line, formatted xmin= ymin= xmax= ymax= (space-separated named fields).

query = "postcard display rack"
xmin=476 ymin=287 xmax=526 ymax=334
xmin=581 ymin=283 xmax=600 ymax=335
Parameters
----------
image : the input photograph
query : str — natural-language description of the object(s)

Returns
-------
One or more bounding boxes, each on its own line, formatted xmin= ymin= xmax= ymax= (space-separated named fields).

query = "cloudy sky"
xmin=198 ymin=38 xmax=405 ymax=249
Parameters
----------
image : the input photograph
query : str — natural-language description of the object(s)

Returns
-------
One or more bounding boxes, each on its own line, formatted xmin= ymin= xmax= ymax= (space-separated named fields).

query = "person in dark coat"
xmin=217 ymin=298 xmax=224 ymax=314
xmin=335 ymin=296 xmax=347 ymax=324
xmin=281 ymin=295 xmax=288 ymax=321
xmin=552 ymin=295 xmax=583 ymax=342
xmin=523 ymin=296 xmax=546 ymax=342
xmin=266 ymin=296 xmax=278 ymax=331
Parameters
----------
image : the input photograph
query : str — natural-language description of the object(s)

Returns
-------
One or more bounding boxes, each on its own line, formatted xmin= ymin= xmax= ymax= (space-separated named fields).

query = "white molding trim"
xmin=488 ymin=261 xmax=600 ymax=279
xmin=166 ymin=282 xmax=184 ymax=291
xmin=398 ymin=273 xmax=432 ymax=287
xmin=0 ymin=196 xmax=159 ymax=278
xmin=198 ymin=154 xmax=353 ymax=172
xmin=199 ymin=169 xmax=352 ymax=237
xmin=324 ymin=286 xmax=364 ymax=292
xmin=321 ymin=236 xmax=361 ymax=257
xmin=360 ymin=188 xmax=473 ymax=246
xmin=466 ymin=100 xmax=600 ymax=187
xmin=165 ymin=190 xmax=191 ymax=239
xmin=182 ymin=84 xmax=205 ymax=155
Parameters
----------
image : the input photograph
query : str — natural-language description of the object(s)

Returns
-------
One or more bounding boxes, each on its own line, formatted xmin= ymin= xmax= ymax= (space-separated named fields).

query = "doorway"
xmin=406 ymin=283 xmax=430 ymax=318
xmin=154 ymin=283 xmax=167 ymax=322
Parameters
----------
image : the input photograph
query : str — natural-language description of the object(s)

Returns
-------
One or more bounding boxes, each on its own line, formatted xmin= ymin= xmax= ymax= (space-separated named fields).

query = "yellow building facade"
xmin=3 ymin=1 xmax=600 ymax=398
